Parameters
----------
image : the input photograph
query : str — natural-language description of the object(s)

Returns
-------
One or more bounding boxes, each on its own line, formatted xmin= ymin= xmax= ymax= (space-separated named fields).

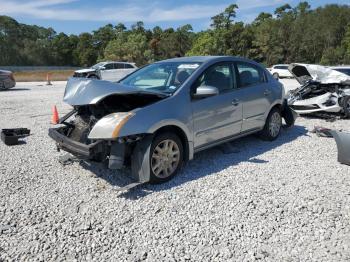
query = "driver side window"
xmin=104 ymin=63 xmax=114 ymax=70
xmin=192 ymin=62 xmax=235 ymax=94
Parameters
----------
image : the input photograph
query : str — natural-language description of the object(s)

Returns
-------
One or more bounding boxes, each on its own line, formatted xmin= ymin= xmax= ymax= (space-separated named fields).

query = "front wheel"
xmin=272 ymin=73 xmax=279 ymax=79
xmin=149 ymin=133 xmax=183 ymax=184
xmin=88 ymin=74 xmax=99 ymax=79
xmin=341 ymin=96 xmax=350 ymax=118
xmin=259 ymin=107 xmax=282 ymax=141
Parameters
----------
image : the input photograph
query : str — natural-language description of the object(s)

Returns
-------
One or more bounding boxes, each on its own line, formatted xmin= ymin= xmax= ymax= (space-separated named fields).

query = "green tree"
xmin=76 ymin=33 xmax=98 ymax=66
xmin=93 ymin=24 xmax=116 ymax=59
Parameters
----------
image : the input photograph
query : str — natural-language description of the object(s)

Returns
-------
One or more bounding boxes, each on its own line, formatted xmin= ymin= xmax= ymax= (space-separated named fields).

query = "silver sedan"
xmin=49 ymin=56 xmax=294 ymax=188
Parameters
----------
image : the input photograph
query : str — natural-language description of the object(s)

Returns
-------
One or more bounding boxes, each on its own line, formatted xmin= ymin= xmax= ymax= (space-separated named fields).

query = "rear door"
xmin=235 ymin=61 xmax=272 ymax=131
xmin=122 ymin=63 xmax=137 ymax=78
xmin=112 ymin=63 xmax=126 ymax=81
xmin=191 ymin=62 xmax=243 ymax=149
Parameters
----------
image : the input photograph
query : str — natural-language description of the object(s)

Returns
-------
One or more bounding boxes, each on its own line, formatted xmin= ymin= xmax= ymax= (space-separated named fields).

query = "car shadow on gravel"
xmin=122 ymin=125 xmax=308 ymax=199
xmin=81 ymin=125 xmax=308 ymax=199
xmin=0 ymin=88 xmax=30 ymax=92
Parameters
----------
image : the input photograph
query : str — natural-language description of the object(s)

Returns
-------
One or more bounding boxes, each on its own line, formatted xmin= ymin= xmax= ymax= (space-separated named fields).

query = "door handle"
xmin=264 ymin=89 xmax=271 ymax=96
xmin=232 ymin=99 xmax=240 ymax=106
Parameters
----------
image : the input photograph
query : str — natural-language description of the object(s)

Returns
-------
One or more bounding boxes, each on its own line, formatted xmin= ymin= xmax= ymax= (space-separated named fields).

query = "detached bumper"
xmin=48 ymin=127 xmax=104 ymax=159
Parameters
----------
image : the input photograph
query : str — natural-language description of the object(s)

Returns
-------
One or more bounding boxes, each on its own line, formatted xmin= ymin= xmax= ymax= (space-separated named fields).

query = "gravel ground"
xmin=0 ymin=80 xmax=349 ymax=261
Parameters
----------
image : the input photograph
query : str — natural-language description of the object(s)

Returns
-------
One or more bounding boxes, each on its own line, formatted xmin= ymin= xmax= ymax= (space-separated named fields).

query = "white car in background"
xmin=73 ymin=61 xmax=138 ymax=82
xmin=268 ymin=64 xmax=293 ymax=79
xmin=287 ymin=63 xmax=350 ymax=117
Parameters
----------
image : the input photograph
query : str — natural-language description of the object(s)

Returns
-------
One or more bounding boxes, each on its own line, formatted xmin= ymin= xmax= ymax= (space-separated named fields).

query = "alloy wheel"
xmin=151 ymin=139 xmax=180 ymax=178
xmin=269 ymin=112 xmax=281 ymax=137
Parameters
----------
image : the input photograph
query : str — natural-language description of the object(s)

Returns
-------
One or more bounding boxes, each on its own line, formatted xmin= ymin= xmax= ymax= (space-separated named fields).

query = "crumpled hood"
xmin=289 ymin=63 xmax=350 ymax=85
xmin=63 ymin=77 xmax=165 ymax=106
xmin=74 ymin=68 xmax=96 ymax=74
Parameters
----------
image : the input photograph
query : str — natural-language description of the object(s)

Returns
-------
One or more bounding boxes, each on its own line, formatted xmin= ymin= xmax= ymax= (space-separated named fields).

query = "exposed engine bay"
xmin=49 ymin=78 xmax=166 ymax=167
xmin=287 ymin=64 xmax=350 ymax=117
xmin=64 ymin=93 xmax=162 ymax=145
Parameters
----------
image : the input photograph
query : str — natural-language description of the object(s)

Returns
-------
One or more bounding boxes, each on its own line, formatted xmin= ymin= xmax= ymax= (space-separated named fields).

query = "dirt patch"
xmin=14 ymin=70 xmax=74 ymax=82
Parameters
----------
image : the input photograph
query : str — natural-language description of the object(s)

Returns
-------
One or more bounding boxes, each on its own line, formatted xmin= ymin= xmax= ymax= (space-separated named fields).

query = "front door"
xmin=100 ymin=63 xmax=116 ymax=81
xmin=191 ymin=62 xmax=243 ymax=149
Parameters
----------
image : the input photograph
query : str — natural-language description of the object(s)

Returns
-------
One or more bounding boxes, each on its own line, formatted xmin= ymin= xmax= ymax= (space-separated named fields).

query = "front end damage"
xmin=287 ymin=64 xmax=350 ymax=117
xmin=49 ymin=78 xmax=167 ymax=187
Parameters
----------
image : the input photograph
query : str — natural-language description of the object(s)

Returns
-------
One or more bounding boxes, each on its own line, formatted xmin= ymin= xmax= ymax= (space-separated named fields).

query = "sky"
xmin=0 ymin=0 xmax=349 ymax=34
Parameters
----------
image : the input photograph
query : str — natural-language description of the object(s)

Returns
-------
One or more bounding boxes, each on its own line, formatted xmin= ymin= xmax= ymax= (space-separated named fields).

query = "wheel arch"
xmin=153 ymin=125 xmax=191 ymax=163
xmin=264 ymin=102 xmax=283 ymax=121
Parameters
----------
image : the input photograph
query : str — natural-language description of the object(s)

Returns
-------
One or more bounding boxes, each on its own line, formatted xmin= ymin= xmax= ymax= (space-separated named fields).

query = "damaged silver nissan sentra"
xmin=49 ymin=56 xmax=295 ymax=189
xmin=288 ymin=63 xmax=350 ymax=117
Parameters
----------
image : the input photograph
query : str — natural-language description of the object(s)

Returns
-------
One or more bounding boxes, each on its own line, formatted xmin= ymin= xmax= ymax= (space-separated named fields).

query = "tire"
xmin=149 ymin=132 xmax=183 ymax=184
xmin=272 ymin=73 xmax=279 ymax=79
xmin=0 ymin=81 xmax=6 ymax=91
xmin=259 ymin=107 xmax=282 ymax=141
xmin=341 ymin=96 xmax=350 ymax=118
xmin=88 ymin=74 xmax=99 ymax=79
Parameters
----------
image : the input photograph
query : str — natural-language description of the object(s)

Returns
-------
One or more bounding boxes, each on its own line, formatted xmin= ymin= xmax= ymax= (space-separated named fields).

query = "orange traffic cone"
xmin=51 ymin=105 xmax=59 ymax=124
xmin=46 ymin=73 xmax=52 ymax=85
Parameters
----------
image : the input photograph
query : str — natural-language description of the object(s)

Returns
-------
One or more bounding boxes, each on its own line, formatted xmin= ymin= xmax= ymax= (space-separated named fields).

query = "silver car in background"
xmin=73 ymin=61 xmax=137 ymax=82
xmin=0 ymin=69 xmax=16 ymax=90
xmin=49 ymin=56 xmax=294 ymax=188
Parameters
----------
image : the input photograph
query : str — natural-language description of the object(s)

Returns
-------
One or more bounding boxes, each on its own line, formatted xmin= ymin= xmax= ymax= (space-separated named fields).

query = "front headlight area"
xmin=88 ymin=112 xmax=135 ymax=140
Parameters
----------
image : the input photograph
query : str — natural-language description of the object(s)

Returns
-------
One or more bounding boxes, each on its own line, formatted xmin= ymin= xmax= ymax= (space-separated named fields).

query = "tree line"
xmin=1 ymin=2 xmax=350 ymax=67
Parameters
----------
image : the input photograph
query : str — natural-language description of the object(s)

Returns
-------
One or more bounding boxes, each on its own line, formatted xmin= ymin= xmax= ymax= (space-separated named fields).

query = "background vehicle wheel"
xmin=342 ymin=96 xmax=350 ymax=118
xmin=259 ymin=107 xmax=282 ymax=141
xmin=88 ymin=74 xmax=99 ymax=79
xmin=149 ymin=132 xmax=183 ymax=184
xmin=272 ymin=73 xmax=279 ymax=79
xmin=0 ymin=81 xmax=6 ymax=90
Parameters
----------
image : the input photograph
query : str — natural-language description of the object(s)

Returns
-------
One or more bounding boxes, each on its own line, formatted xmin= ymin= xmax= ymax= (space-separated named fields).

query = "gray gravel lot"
xmin=0 ymin=79 xmax=349 ymax=261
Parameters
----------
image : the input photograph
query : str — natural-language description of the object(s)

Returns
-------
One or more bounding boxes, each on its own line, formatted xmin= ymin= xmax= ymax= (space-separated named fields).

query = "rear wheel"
xmin=0 ymin=81 xmax=6 ymax=90
xmin=149 ymin=133 xmax=183 ymax=184
xmin=259 ymin=107 xmax=282 ymax=141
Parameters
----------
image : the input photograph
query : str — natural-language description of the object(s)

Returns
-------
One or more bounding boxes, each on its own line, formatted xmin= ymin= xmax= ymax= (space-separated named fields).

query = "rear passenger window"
xmin=124 ymin=64 xmax=134 ymax=69
xmin=114 ymin=63 xmax=124 ymax=69
xmin=192 ymin=62 xmax=235 ymax=94
xmin=236 ymin=62 xmax=265 ymax=87
xmin=275 ymin=65 xmax=288 ymax=70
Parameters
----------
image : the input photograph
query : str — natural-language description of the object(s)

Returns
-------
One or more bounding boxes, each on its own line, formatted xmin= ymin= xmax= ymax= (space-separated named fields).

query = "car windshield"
xmin=120 ymin=62 xmax=201 ymax=94
xmin=91 ymin=62 xmax=106 ymax=69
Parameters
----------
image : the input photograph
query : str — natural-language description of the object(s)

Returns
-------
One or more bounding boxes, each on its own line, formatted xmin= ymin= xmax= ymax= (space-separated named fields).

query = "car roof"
xmin=273 ymin=64 xmax=289 ymax=66
xmin=0 ymin=69 xmax=12 ymax=74
xmin=157 ymin=56 xmax=262 ymax=64
xmin=159 ymin=56 xmax=225 ymax=63
xmin=102 ymin=61 xmax=135 ymax=64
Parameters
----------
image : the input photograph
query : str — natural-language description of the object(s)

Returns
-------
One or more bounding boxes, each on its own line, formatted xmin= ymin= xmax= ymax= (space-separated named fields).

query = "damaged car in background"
xmin=49 ymin=56 xmax=296 ymax=190
xmin=287 ymin=63 xmax=350 ymax=118
xmin=73 ymin=61 xmax=137 ymax=82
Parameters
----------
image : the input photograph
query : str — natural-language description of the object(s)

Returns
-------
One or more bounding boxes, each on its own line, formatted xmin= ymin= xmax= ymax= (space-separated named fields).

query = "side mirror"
xmin=192 ymin=85 xmax=219 ymax=99
xmin=99 ymin=66 xmax=106 ymax=70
